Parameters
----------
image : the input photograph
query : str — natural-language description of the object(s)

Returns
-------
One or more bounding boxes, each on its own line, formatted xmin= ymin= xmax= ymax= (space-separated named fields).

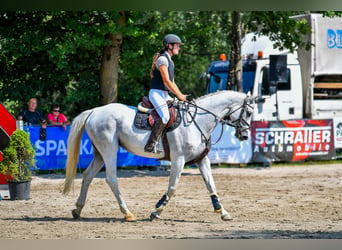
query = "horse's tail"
xmin=63 ymin=109 xmax=94 ymax=195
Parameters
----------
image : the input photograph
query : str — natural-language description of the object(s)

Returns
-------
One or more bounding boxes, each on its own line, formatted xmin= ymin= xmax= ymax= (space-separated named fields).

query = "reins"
xmin=182 ymin=100 xmax=220 ymax=146
xmin=174 ymin=97 xmax=250 ymax=146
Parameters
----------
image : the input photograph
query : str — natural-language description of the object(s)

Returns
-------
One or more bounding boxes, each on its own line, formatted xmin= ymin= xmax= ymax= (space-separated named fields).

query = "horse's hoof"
xmin=72 ymin=209 xmax=80 ymax=219
xmin=124 ymin=212 xmax=137 ymax=222
xmin=150 ymin=212 xmax=161 ymax=221
xmin=221 ymin=212 xmax=233 ymax=221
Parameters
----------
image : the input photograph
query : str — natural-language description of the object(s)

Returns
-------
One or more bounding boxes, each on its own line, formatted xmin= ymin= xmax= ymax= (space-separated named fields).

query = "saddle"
xmin=134 ymin=96 xmax=181 ymax=132
xmin=134 ymin=96 xmax=210 ymax=165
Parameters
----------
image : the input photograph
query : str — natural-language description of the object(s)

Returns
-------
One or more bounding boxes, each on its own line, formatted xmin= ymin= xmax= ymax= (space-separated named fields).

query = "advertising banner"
xmin=333 ymin=117 xmax=342 ymax=149
xmin=26 ymin=126 xmax=160 ymax=170
xmin=251 ymin=120 xmax=335 ymax=163
xmin=208 ymin=124 xmax=252 ymax=164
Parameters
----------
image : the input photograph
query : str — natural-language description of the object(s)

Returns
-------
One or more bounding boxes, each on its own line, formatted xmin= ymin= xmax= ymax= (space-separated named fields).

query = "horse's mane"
xmin=194 ymin=90 xmax=224 ymax=102
xmin=194 ymin=90 xmax=241 ymax=103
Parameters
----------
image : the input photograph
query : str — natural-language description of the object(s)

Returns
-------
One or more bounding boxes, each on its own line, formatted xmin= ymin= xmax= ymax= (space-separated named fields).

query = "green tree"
xmin=226 ymin=11 xmax=313 ymax=92
xmin=0 ymin=11 xmax=133 ymax=118
xmin=99 ymin=11 xmax=128 ymax=105
xmin=227 ymin=11 xmax=243 ymax=92
xmin=4 ymin=11 xmax=320 ymax=119
xmin=118 ymin=11 xmax=232 ymax=105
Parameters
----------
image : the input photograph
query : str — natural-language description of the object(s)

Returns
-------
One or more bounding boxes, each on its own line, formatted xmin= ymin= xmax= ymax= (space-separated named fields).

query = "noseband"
xmin=226 ymin=98 xmax=253 ymax=135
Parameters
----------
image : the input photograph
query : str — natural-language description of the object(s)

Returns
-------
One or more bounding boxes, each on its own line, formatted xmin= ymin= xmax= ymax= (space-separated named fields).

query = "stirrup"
xmin=145 ymin=141 xmax=164 ymax=154
xmin=145 ymin=147 xmax=163 ymax=154
xmin=154 ymin=143 xmax=164 ymax=154
xmin=152 ymin=148 xmax=163 ymax=154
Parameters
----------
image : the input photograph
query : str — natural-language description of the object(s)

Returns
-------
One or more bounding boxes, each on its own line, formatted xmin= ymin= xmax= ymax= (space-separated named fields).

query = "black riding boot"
xmin=144 ymin=118 xmax=166 ymax=153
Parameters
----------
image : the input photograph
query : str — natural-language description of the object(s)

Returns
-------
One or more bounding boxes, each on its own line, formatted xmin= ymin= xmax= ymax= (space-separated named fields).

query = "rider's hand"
xmin=178 ymin=94 xmax=187 ymax=102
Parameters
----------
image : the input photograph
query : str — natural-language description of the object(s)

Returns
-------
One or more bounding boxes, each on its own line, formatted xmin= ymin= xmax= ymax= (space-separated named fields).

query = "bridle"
xmin=174 ymin=96 xmax=253 ymax=146
xmin=226 ymin=97 xmax=254 ymax=140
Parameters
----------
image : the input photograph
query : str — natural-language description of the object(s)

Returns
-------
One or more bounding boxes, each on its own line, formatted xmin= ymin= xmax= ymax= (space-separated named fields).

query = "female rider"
xmin=144 ymin=34 xmax=187 ymax=153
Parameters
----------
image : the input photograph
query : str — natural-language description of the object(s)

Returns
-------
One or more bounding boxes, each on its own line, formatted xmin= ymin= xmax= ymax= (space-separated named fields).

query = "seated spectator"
xmin=18 ymin=98 xmax=47 ymax=127
xmin=47 ymin=104 xmax=70 ymax=130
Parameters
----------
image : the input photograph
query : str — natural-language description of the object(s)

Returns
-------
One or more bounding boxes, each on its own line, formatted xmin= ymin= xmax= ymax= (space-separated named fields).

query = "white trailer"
xmin=295 ymin=13 xmax=342 ymax=119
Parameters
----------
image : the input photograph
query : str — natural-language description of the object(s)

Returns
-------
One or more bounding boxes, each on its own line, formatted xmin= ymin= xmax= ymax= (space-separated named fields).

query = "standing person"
xmin=18 ymin=98 xmax=47 ymax=126
xmin=144 ymin=34 xmax=187 ymax=153
xmin=47 ymin=104 xmax=70 ymax=130
xmin=17 ymin=97 xmax=47 ymax=140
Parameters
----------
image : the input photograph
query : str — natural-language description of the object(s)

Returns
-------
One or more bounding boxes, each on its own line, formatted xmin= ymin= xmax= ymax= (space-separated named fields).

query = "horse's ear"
xmin=246 ymin=95 xmax=260 ymax=104
xmin=245 ymin=95 xmax=254 ymax=103
xmin=246 ymin=91 xmax=251 ymax=97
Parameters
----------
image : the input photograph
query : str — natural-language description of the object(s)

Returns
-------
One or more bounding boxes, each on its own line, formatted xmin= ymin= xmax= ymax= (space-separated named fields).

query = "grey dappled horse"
xmin=63 ymin=90 xmax=257 ymax=222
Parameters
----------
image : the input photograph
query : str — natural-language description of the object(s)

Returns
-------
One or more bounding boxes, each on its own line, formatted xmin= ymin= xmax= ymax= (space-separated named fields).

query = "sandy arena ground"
xmin=0 ymin=163 xmax=341 ymax=239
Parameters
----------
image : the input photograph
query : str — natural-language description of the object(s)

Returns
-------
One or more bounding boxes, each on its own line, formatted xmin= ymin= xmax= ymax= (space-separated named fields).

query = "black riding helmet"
xmin=163 ymin=34 xmax=183 ymax=49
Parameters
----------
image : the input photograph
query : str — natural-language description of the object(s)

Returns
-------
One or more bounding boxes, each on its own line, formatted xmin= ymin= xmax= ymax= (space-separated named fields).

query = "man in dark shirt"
xmin=18 ymin=98 xmax=46 ymax=125
xmin=18 ymin=98 xmax=47 ymax=140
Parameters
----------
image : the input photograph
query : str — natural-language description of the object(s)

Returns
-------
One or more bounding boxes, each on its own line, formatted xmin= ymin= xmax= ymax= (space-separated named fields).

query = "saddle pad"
xmin=134 ymin=109 xmax=182 ymax=132
xmin=134 ymin=112 xmax=152 ymax=130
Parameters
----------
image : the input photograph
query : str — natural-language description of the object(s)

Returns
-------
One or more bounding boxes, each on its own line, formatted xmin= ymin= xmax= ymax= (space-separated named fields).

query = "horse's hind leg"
xmin=72 ymin=150 xmax=104 ymax=219
xmin=197 ymin=156 xmax=232 ymax=221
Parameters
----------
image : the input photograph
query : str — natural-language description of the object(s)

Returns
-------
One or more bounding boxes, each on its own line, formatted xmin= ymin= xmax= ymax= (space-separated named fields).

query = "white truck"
xmin=250 ymin=13 xmax=342 ymax=121
xmin=204 ymin=13 xmax=342 ymax=121
xmin=241 ymin=32 xmax=303 ymax=121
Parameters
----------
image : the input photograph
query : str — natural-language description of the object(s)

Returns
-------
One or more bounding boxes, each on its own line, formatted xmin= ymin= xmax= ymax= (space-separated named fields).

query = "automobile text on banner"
xmin=251 ymin=120 xmax=335 ymax=163
xmin=25 ymin=125 xmax=160 ymax=170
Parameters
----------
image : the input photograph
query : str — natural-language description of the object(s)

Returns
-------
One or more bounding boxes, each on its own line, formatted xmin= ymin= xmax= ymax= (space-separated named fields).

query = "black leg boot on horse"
xmin=144 ymin=118 xmax=166 ymax=153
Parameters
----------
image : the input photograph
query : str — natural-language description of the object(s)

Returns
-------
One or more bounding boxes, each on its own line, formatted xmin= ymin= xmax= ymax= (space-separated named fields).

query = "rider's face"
xmin=169 ymin=43 xmax=181 ymax=55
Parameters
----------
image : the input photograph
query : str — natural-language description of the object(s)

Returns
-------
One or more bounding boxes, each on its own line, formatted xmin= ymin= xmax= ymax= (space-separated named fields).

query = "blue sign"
xmin=25 ymin=126 xmax=160 ymax=170
xmin=327 ymin=29 xmax=342 ymax=48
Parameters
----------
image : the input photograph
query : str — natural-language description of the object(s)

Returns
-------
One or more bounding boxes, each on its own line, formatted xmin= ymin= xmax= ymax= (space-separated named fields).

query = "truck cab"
xmin=251 ymin=53 xmax=303 ymax=121
xmin=203 ymin=33 xmax=303 ymax=121
xmin=205 ymin=57 xmax=255 ymax=94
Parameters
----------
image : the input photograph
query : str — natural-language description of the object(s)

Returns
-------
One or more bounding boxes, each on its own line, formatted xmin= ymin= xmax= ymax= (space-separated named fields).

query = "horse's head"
xmin=225 ymin=95 xmax=259 ymax=141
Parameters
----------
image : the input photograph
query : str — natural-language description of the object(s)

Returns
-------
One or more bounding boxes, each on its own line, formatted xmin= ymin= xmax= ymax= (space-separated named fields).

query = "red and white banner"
xmin=251 ymin=120 xmax=335 ymax=163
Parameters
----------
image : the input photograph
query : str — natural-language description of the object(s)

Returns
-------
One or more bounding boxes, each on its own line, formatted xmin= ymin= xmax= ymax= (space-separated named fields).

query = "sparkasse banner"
xmin=251 ymin=120 xmax=335 ymax=163
xmin=25 ymin=125 xmax=160 ymax=170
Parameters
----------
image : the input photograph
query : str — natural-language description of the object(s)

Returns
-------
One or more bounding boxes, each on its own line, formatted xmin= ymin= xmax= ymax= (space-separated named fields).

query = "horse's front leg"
xmin=197 ymin=156 xmax=232 ymax=221
xmin=150 ymin=157 xmax=184 ymax=221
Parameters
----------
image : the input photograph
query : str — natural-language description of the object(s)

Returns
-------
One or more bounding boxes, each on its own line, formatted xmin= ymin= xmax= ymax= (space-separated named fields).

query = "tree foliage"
xmin=243 ymin=11 xmax=312 ymax=52
xmin=0 ymin=11 xmax=126 ymax=117
xmin=1 ymin=11 xmax=328 ymax=120
xmin=118 ymin=11 xmax=232 ymax=104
